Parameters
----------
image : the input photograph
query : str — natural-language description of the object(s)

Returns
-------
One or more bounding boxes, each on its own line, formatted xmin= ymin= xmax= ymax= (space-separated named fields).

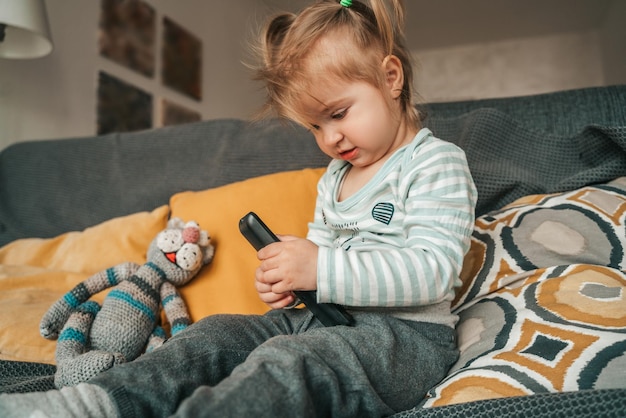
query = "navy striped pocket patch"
xmin=372 ymin=202 xmax=394 ymax=225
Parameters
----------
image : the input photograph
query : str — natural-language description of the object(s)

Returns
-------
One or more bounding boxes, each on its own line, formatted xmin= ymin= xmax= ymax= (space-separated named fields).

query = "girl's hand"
xmin=255 ymin=236 xmax=318 ymax=300
xmin=254 ymin=276 xmax=297 ymax=309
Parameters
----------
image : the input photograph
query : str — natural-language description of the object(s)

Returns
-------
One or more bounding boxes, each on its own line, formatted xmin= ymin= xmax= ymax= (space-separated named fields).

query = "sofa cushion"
xmin=0 ymin=206 xmax=170 ymax=275
xmin=168 ymin=167 xmax=326 ymax=321
xmin=0 ymin=205 xmax=170 ymax=363
xmin=422 ymin=177 xmax=626 ymax=407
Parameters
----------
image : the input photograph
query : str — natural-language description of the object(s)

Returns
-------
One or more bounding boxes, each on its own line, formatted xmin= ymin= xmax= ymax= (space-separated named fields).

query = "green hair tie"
xmin=340 ymin=0 xmax=352 ymax=7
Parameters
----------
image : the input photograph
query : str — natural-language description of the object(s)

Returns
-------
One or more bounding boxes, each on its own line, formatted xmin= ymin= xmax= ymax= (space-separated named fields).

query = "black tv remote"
xmin=239 ymin=212 xmax=354 ymax=327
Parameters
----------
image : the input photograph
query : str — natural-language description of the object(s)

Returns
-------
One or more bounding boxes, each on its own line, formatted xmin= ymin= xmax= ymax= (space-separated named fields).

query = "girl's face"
xmin=301 ymin=77 xmax=414 ymax=170
xmin=295 ymin=34 xmax=416 ymax=170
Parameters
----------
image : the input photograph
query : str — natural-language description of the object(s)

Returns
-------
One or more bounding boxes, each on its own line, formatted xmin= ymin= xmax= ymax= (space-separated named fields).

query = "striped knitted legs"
xmin=145 ymin=325 xmax=167 ymax=353
xmin=40 ymin=262 xmax=139 ymax=340
xmin=143 ymin=282 xmax=193 ymax=354
xmin=54 ymin=301 xmax=125 ymax=388
xmin=55 ymin=301 xmax=100 ymax=363
xmin=160 ymin=282 xmax=191 ymax=336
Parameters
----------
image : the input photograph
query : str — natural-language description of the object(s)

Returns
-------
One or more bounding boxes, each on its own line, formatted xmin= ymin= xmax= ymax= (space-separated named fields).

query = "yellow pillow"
xmin=0 ymin=266 xmax=92 ymax=362
xmin=170 ymin=168 xmax=325 ymax=321
xmin=0 ymin=205 xmax=170 ymax=363
xmin=0 ymin=205 xmax=170 ymax=274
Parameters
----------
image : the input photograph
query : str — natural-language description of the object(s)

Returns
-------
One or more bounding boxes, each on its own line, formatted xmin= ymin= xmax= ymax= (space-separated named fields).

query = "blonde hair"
xmin=253 ymin=0 xmax=419 ymax=129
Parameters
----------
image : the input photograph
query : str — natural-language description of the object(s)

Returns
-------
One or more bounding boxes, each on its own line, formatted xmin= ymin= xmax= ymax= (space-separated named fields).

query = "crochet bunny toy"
xmin=40 ymin=217 xmax=214 ymax=388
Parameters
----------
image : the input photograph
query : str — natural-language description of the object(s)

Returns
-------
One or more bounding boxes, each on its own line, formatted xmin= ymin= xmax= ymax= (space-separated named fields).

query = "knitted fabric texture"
xmin=39 ymin=218 xmax=214 ymax=388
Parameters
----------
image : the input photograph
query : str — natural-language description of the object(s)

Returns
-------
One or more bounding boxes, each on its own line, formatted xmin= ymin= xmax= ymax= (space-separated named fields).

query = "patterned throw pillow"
xmin=423 ymin=177 xmax=626 ymax=407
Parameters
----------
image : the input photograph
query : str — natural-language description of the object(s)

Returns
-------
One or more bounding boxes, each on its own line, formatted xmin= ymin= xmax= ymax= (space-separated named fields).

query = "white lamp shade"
xmin=0 ymin=0 xmax=53 ymax=59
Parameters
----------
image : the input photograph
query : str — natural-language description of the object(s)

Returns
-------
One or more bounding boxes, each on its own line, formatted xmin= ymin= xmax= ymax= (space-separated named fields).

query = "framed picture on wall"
xmin=97 ymin=71 xmax=152 ymax=135
xmin=99 ymin=0 xmax=156 ymax=78
xmin=162 ymin=17 xmax=202 ymax=101
xmin=161 ymin=99 xmax=201 ymax=126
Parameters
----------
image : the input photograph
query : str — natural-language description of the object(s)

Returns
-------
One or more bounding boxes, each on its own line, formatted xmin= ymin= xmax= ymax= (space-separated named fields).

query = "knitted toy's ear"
xmin=202 ymin=243 xmax=215 ymax=265
xmin=191 ymin=223 xmax=214 ymax=265
xmin=198 ymin=230 xmax=210 ymax=247
xmin=167 ymin=217 xmax=186 ymax=229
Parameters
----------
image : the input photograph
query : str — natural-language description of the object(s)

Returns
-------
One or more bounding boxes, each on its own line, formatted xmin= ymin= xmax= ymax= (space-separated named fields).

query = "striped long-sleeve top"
xmin=307 ymin=128 xmax=477 ymax=328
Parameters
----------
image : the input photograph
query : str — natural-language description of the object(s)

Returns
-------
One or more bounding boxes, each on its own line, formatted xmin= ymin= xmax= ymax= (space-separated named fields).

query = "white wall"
xmin=411 ymin=0 xmax=625 ymax=104
xmin=600 ymin=0 xmax=626 ymax=85
xmin=413 ymin=30 xmax=605 ymax=103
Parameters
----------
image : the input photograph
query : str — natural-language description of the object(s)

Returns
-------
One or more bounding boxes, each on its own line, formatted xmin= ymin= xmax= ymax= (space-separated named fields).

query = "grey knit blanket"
xmin=427 ymin=108 xmax=626 ymax=215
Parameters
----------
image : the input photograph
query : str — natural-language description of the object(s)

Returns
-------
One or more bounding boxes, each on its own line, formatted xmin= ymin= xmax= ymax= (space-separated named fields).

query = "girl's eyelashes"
xmin=331 ymin=109 xmax=347 ymax=120
xmin=309 ymin=108 xmax=347 ymax=130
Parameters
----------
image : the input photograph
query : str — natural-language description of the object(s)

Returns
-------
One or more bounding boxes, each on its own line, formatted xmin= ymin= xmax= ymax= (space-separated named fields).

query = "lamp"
xmin=0 ymin=0 xmax=53 ymax=59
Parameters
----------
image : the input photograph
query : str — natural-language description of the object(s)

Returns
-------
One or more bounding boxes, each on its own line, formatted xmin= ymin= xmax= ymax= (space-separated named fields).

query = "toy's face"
xmin=156 ymin=229 xmax=203 ymax=272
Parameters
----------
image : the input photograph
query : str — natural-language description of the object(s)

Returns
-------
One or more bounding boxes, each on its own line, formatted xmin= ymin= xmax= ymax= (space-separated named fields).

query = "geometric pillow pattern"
xmin=454 ymin=176 xmax=626 ymax=308
xmin=423 ymin=177 xmax=626 ymax=407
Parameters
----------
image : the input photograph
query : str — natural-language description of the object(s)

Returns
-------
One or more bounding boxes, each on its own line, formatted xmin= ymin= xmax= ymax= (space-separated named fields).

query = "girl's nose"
xmin=323 ymin=128 xmax=343 ymax=147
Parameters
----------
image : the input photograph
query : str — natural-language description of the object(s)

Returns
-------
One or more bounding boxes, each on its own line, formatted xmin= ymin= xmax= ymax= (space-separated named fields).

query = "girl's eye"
xmin=310 ymin=124 xmax=320 ymax=131
xmin=331 ymin=109 xmax=347 ymax=120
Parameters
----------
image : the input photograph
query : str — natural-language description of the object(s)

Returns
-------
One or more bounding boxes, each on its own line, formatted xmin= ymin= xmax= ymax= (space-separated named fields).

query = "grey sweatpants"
xmin=89 ymin=308 xmax=458 ymax=417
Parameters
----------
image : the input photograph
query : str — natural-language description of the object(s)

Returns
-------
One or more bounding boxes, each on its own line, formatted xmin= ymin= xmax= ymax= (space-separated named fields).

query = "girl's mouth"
xmin=340 ymin=148 xmax=358 ymax=160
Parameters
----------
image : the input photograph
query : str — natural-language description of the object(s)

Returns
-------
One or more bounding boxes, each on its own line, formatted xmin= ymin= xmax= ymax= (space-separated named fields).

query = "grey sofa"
xmin=1 ymin=86 xmax=625 ymax=246
xmin=1 ymin=85 xmax=625 ymax=416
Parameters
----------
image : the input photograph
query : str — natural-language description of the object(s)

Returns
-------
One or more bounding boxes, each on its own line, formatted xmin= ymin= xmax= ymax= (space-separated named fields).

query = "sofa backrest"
xmin=0 ymin=118 xmax=329 ymax=246
xmin=1 ymin=85 xmax=625 ymax=247
xmin=423 ymin=85 xmax=626 ymax=136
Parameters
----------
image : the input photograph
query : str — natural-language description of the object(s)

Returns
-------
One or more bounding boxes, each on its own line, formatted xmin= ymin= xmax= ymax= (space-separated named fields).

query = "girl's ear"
xmin=382 ymin=55 xmax=404 ymax=99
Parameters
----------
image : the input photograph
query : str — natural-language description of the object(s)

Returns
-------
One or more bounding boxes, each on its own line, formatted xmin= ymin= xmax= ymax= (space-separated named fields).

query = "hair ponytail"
xmin=261 ymin=13 xmax=295 ymax=70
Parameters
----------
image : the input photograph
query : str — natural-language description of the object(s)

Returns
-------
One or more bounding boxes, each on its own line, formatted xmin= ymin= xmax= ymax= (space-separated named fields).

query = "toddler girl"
xmin=0 ymin=1 xmax=476 ymax=417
